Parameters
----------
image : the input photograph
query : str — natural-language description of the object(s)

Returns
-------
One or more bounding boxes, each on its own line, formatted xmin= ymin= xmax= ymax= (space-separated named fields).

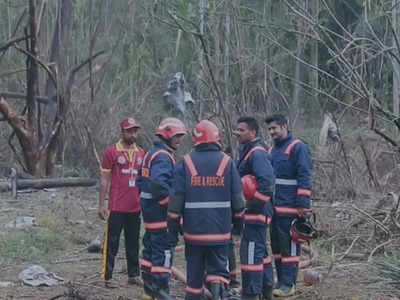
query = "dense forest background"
xmin=0 ymin=0 xmax=399 ymax=177
xmin=1 ymin=1 xmax=400 ymax=298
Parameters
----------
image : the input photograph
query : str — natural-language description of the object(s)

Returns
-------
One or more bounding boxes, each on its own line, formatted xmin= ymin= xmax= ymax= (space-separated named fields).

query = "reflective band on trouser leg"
xmin=141 ymin=259 xmax=152 ymax=269
xmin=240 ymin=235 xmax=265 ymax=295
xmin=186 ymin=285 xmax=204 ymax=300
xmin=281 ymin=257 xmax=300 ymax=287
xmin=254 ymin=191 xmax=271 ymax=203
xmin=274 ymin=206 xmax=312 ymax=215
xmin=151 ymin=266 xmax=172 ymax=274
xmin=144 ymin=221 xmax=168 ymax=231
xmin=297 ymin=188 xmax=312 ymax=197
xmin=205 ymin=275 xmax=230 ymax=285
xmin=263 ymin=256 xmax=274 ymax=289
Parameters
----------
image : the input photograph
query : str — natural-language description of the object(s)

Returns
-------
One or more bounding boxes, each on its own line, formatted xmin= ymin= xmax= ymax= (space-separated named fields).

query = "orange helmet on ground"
xmin=290 ymin=217 xmax=317 ymax=243
xmin=241 ymin=174 xmax=258 ymax=200
xmin=193 ymin=120 xmax=220 ymax=145
xmin=155 ymin=118 xmax=187 ymax=140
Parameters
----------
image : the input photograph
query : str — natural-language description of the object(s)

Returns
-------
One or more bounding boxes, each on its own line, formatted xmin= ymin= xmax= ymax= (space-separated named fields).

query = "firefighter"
xmin=168 ymin=120 xmax=245 ymax=300
xmin=235 ymin=116 xmax=275 ymax=300
xmin=265 ymin=114 xmax=312 ymax=297
xmin=137 ymin=117 xmax=187 ymax=300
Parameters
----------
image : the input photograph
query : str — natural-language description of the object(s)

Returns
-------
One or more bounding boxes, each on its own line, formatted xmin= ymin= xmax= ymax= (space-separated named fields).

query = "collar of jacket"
xmin=275 ymin=132 xmax=293 ymax=147
xmin=153 ymin=139 xmax=175 ymax=153
xmin=194 ymin=143 xmax=221 ymax=152
xmin=238 ymin=138 xmax=261 ymax=160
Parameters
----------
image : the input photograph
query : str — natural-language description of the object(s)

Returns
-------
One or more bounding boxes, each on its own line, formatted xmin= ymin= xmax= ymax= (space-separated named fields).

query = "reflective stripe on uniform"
xmin=241 ymin=264 xmax=263 ymax=272
xmin=183 ymin=155 xmax=199 ymax=176
xmin=158 ymin=196 xmax=169 ymax=206
xmin=273 ymin=254 xmax=282 ymax=260
xmin=274 ymin=206 xmax=312 ymax=215
xmin=167 ymin=212 xmax=180 ymax=219
xmin=297 ymin=188 xmax=312 ymax=197
xmin=275 ymin=178 xmax=298 ymax=185
xmin=144 ymin=221 xmax=168 ymax=230
xmin=284 ymin=139 xmax=301 ymax=155
xmin=141 ymin=259 xmax=152 ymax=268
xmin=254 ymin=191 xmax=271 ymax=203
xmin=185 ymin=286 xmax=204 ymax=295
xmin=244 ymin=146 xmax=267 ymax=161
xmin=164 ymin=250 xmax=172 ymax=268
xmin=149 ymin=150 xmax=176 ymax=166
xmin=263 ymin=256 xmax=272 ymax=265
xmin=140 ymin=191 xmax=153 ymax=199
xmin=291 ymin=240 xmax=297 ymax=256
xmin=248 ymin=241 xmax=255 ymax=264
xmin=183 ymin=232 xmax=231 ymax=243
xmin=185 ymin=201 xmax=231 ymax=209
xmin=244 ymin=214 xmax=267 ymax=223
xmin=205 ymin=275 xmax=230 ymax=284
xmin=281 ymin=256 xmax=300 ymax=264
xmin=216 ymin=154 xmax=230 ymax=177
xmin=151 ymin=266 xmax=172 ymax=274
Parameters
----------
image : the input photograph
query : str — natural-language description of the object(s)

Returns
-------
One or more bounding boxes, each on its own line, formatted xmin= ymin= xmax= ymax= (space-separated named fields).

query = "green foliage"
xmin=377 ymin=252 xmax=400 ymax=288
xmin=0 ymin=228 xmax=64 ymax=264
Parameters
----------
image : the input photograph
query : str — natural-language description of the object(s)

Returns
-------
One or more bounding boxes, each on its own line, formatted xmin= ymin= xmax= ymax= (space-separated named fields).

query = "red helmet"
xmin=193 ymin=120 xmax=220 ymax=145
xmin=241 ymin=175 xmax=258 ymax=200
xmin=155 ymin=118 xmax=187 ymax=140
xmin=290 ymin=217 xmax=317 ymax=243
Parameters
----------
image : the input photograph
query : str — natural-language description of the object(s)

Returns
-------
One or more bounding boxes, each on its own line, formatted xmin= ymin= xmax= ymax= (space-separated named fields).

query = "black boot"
xmin=262 ymin=285 xmax=273 ymax=300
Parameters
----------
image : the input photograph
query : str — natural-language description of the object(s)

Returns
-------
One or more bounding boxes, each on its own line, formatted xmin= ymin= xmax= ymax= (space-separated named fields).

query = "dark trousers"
xmin=240 ymin=224 xmax=273 ymax=296
xmin=101 ymin=211 xmax=141 ymax=280
xmin=185 ymin=244 xmax=229 ymax=300
xmin=228 ymin=238 xmax=238 ymax=284
xmin=141 ymin=230 xmax=173 ymax=291
xmin=270 ymin=215 xmax=300 ymax=288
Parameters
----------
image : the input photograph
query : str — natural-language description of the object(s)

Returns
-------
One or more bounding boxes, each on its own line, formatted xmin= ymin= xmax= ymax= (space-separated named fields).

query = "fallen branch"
xmin=352 ymin=204 xmax=390 ymax=236
xmin=338 ymin=236 xmax=360 ymax=261
xmin=368 ymin=239 xmax=394 ymax=262
xmin=0 ymin=177 xmax=96 ymax=192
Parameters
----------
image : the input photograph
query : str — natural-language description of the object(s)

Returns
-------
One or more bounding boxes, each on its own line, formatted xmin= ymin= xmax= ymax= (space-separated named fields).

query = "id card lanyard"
xmin=123 ymin=149 xmax=136 ymax=188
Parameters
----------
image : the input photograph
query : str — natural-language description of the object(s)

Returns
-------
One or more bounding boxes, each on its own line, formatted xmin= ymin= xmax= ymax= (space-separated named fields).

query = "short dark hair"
xmin=265 ymin=114 xmax=288 ymax=127
xmin=237 ymin=116 xmax=259 ymax=135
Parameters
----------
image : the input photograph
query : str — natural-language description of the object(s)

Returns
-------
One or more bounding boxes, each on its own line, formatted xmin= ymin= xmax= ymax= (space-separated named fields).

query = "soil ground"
xmin=0 ymin=186 xmax=399 ymax=300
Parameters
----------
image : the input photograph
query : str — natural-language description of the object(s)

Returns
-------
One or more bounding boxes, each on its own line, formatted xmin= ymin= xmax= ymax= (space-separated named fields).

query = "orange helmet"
xmin=290 ymin=217 xmax=317 ymax=243
xmin=241 ymin=175 xmax=258 ymax=200
xmin=155 ymin=117 xmax=187 ymax=140
xmin=193 ymin=120 xmax=220 ymax=145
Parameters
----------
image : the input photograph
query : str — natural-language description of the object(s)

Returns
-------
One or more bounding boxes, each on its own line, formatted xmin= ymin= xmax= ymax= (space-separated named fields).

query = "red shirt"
xmin=101 ymin=140 xmax=145 ymax=213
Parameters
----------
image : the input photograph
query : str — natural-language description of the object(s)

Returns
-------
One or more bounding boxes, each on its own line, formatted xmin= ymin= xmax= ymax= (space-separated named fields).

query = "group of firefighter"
xmin=99 ymin=114 xmax=312 ymax=300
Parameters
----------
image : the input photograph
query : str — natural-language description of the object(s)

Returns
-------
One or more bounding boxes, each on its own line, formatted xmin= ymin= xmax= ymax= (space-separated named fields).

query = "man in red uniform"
xmin=99 ymin=117 xmax=146 ymax=288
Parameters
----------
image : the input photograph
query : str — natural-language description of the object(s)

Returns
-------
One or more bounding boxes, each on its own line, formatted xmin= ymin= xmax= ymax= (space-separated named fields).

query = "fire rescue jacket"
xmin=173 ymin=144 xmax=243 ymax=246
xmin=237 ymin=139 xmax=275 ymax=226
xmin=268 ymin=133 xmax=312 ymax=214
xmin=137 ymin=141 xmax=176 ymax=231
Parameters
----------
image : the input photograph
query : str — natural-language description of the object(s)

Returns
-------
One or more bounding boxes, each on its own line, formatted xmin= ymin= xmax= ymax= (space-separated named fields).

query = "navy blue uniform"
xmin=169 ymin=144 xmax=244 ymax=300
xmin=268 ymin=133 xmax=312 ymax=289
xmin=237 ymin=139 xmax=275 ymax=297
xmin=137 ymin=141 xmax=176 ymax=293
